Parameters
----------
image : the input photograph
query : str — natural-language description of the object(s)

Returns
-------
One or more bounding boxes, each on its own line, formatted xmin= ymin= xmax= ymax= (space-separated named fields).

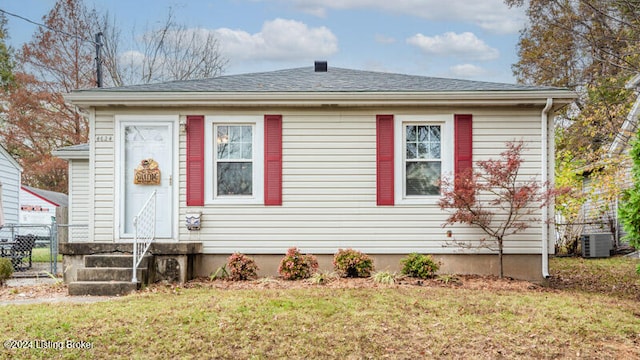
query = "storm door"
xmin=120 ymin=122 xmax=174 ymax=239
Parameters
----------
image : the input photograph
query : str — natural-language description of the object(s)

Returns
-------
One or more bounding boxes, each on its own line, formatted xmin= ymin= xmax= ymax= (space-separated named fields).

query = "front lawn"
xmin=549 ymin=255 xmax=640 ymax=300
xmin=0 ymin=257 xmax=638 ymax=359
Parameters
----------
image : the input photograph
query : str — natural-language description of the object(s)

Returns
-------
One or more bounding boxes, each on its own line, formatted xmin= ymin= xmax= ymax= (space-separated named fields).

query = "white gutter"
xmin=541 ymin=98 xmax=553 ymax=278
xmin=64 ymin=90 xmax=576 ymax=108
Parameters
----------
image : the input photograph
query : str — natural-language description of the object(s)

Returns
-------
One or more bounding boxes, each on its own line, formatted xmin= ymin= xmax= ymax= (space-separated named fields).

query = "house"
xmin=59 ymin=63 xmax=575 ymax=288
xmin=579 ymin=74 xmax=640 ymax=250
xmin=0 ymin=144 xmax=22 ymax=227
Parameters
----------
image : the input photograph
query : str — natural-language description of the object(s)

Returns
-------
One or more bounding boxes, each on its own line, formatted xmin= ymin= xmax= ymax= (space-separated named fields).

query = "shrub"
xmin=278 ymin=247 xmax=319 ymax=280
xmin=333 ymin=248 xmax=374 ymax=278
xmin=308 ymin=271 xmax=336 ymax=285
xmin=372 ymin=271 xmax=396 ymax=284
xmin=401 ymin=253 xmax=440 ymax=279
xmin=227 ymin=253 xmax=259 ymax=281
xmin=0 ymin=258 xmax=13 ymax=286
xmin=636 ymin=263 xmax=640 ymax=276
xmin=437 ymin=274 xmax=461 ymax=285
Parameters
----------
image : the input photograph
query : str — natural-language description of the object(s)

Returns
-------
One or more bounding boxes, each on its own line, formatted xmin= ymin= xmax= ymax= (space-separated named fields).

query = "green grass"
xmin=0 ymin=257 xmax=638 ymax=359
xmin=30 ymin=248 xmax=62 ymax=263
xmin=1 ymin=286 xmax=638 ymax=359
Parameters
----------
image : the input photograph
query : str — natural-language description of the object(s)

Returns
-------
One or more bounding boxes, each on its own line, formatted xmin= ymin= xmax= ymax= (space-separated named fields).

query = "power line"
xmin=0 ymin=8 xmax=98 ymax=46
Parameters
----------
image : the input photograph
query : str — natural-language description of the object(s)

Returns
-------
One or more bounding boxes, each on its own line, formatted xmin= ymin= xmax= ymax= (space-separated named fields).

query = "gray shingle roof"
xmin=80 ymin=67 xmax=562 ymax=93
xmin=22 ymin=185 xmax=68 ymax=207
xmin=55 ymin=143 xmax=89 ymax=152
xmin=52 ymin=143 xmax=89 ymax=160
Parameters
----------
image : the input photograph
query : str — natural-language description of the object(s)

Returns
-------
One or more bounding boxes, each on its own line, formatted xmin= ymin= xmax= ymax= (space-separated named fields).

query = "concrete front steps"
xmin=60 ymin=242 xmax=203 ymax=295
xmin=68 ymin=254 xmax=152 ymax=296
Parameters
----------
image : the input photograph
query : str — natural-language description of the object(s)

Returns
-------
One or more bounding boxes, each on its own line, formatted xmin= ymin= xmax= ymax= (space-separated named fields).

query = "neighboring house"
xmin=60 ymin=63 xmax=575 ymax=282
xmin=580 ymin=74 xmax=640 ymax=247
xmin=0 ymin=144 xmax=22 ymax=226
xmin=20 ymin=185 xmax=68 ymax=226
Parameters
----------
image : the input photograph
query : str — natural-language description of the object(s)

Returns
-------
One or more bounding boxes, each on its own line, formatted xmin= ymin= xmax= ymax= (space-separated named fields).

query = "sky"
xmin=2 ymin=0 xmax=527 ymax=84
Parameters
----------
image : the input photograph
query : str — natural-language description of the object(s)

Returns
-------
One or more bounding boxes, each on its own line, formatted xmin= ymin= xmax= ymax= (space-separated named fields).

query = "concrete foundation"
xmin=61 ymin=242 xmax=544 ymax=283
xmin=195 ymin=253 xmax=544 ymax=282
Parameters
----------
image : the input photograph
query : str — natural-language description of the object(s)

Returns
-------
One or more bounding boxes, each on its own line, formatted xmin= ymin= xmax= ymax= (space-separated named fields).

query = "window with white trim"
xmin=394 ymin=115 xmax=453 ymax=204
xmin=215 ymin=124 xmax=254 ymax=196
xmin=405 ymin=124 xmax=442 ymax=196
xmin=205 ymin=116 xmax=264 ymax=204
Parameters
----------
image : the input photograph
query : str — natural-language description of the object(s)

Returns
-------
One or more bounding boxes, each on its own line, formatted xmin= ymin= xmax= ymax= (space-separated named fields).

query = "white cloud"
xmin=406 ymin=32 xmax=499 ymax=61
xmin=213 ymin=18 xmax=338 ymax=62
xmin=448 ymin=64 xmax=488 ymax=79
xmin=374 ymin=34 xmax=396 ymax=44
xmin=118 ymin=50 xmax=145 ymax=65
xmin=263 ymin=0 xmax=525 ymax=34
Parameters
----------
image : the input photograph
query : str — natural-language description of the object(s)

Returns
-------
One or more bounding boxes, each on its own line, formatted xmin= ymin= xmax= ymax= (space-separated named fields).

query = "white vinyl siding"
xmin=0 ymin=149 xmax=21 ymax=225
xmin=174 ymin=108 xmax=545 ymax=255
xmin=70 ymin=159 xmax=90 ymax=226
xmin=93 ymin=111 xmax=116 ymax=242
xmin=91 ymin=108 xmax=545 ymax=253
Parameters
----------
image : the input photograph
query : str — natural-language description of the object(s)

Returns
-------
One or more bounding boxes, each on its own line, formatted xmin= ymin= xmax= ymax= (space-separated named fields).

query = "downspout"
xmin=541 ymin=98 xmax=553 ymax=278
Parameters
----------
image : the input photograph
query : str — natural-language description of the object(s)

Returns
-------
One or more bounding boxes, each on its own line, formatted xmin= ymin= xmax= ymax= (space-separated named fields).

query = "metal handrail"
xmin=132 ymin=190 xmax=156 ymax=283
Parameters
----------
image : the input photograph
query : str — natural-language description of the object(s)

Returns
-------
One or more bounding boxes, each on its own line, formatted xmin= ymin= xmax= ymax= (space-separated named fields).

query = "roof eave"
xmin=52 ymin=149 xmax=90 ymax=160
xmin=65 ymin=90 xmax=577 ymax=108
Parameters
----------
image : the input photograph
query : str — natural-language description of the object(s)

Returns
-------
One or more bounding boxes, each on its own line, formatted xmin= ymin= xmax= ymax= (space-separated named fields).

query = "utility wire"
xmin=0 ymin=8 xmax=98 ymax=46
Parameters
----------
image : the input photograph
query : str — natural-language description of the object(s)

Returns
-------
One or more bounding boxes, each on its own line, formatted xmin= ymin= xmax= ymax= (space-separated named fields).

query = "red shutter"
xmin=264 ymin=114 xmax=283 ymax=206
xmin=454 ymin=114 xmax=473 ymax=178
xmin=376 ymin=115 xmax=394 ymax=206
xmin=186 ymin=115 xmax=205 ymax=206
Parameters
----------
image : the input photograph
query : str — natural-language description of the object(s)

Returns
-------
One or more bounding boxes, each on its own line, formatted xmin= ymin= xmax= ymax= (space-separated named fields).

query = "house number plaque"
xmin=134 ymin=158 xmax=161 ymax=185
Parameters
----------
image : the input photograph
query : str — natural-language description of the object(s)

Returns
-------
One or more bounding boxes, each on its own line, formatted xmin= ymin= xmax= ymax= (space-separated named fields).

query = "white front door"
xmin=120 ymin=121 xmax=174 ymax=239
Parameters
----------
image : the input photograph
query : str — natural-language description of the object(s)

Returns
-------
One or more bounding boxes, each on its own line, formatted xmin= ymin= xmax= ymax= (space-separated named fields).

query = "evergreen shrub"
xmin=333 ymin=248 xmax=374 ymax=278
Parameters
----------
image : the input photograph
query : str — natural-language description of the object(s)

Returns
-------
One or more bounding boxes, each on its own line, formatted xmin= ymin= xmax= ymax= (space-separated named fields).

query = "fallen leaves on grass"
xmin=0 ymin=283 xmax=67 ymax=301
xmin=548 ymin=256 xmax=640 ymax=300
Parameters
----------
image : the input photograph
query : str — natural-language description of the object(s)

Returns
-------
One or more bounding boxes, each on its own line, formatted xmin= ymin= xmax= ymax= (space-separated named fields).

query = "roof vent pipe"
xmin=314 ymin=61 xmax=328 ymax=72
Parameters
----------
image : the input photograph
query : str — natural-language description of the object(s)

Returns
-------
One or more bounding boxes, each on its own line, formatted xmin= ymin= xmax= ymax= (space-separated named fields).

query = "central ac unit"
xmin=581 ymin=233 xmax=612 ymax=258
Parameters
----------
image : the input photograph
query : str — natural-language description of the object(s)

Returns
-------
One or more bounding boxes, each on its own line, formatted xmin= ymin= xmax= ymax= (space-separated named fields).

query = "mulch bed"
xmin=143 ymin=274 xmax=547 ymax=293
xmin=6 ymin=270 xmax=635 ymax=303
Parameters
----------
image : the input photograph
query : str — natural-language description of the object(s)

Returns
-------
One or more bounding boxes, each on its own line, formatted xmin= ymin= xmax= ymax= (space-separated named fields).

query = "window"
xmin=205 ymin=116 xmax=264 ymax=204
xmin=215 ymin=125 xmax=253 ymax=196
xmin=405 ymin=124 xmax=441 ymax=196
xmin=394 ymin=115 xmax=453 ymax=204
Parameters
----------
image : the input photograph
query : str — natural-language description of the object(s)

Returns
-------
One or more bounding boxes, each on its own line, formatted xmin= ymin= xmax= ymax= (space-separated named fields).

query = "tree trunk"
xmin=498 ymin=238 xmax=504 ymax=278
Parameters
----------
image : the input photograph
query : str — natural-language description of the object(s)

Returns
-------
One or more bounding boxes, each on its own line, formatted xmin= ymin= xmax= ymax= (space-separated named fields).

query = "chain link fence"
xmin=0 ymin=224 xmax=55 ymax=275
xmin=0 ymin=223 xmax=90 ymax=276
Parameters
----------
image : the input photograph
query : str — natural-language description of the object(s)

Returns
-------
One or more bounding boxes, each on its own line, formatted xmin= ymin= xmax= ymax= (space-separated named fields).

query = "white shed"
xmin=20 ymin=185 xmax=68 ymax=225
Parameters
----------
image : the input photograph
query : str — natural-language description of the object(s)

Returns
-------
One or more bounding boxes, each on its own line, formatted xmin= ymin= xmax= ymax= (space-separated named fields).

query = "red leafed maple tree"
xmin=438 ymin=141 xmax=559 ymax=278
xmin=1 ymin=0 xmax=94 ymax=193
